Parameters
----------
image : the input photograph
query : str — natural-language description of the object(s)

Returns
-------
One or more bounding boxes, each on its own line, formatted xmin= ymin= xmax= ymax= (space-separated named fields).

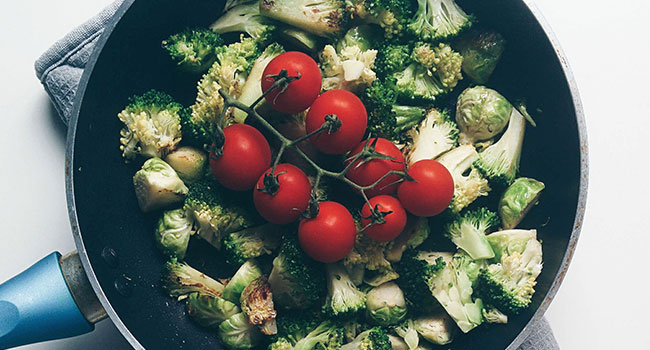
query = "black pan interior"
xmin=71 ymin=0 xmax=581 ymax=348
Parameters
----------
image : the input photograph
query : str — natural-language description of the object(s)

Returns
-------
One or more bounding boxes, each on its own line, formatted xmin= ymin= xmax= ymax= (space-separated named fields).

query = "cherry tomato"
xmin=298 ymin=201 xmax=357 ymax=263
xmin=345 ymin=138 xmax=406 ymax=198
xmin=210 ymin=124 xmax=271 ymax=191
xmin=397 ymin=159 xmax=454 ymax=217
xmin=305 ymin=89 xmax=368 ymax=154
xmin=253 ymin=163 xmax=311 ymax=224
xmin=360 ymin=195 xmax=408 ymax=242
xmin=261 ymin=52 xmax=322 ymax=114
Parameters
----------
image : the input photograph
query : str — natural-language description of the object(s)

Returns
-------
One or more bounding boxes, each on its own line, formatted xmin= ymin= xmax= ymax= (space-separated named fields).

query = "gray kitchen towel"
xmin=34 ymin=2 xmax=560 ymax=349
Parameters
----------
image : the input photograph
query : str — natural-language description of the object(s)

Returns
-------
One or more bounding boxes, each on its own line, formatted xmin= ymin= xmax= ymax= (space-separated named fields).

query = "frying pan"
xmin=0 ymin=0 xmax=588 ymax=348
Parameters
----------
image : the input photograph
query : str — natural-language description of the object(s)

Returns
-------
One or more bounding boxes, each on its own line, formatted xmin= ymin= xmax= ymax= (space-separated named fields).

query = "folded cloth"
xmin=34 ymin=2 xmax=560 ymax=350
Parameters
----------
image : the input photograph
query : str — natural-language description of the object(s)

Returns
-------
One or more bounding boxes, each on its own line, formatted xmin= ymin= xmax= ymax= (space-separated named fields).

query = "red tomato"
xmin=210 ymin=124 xmax=271 ymax=191
xmin=345 ymin=138 xmax=406 ymax=198
xmin=261 ymin=52 xmax=322 ymax=114
xmin=253 ymin=163 xmax=312 ymax=224
xmin=397 ymin=160 xmax=454 ymax=217
xmin=360 ymin=195 xmax=407 ymax=242
xmin=298 ymin=201 xmax=357 ymax=263
xmin=305 ymin=89 xmax=368 ymax=154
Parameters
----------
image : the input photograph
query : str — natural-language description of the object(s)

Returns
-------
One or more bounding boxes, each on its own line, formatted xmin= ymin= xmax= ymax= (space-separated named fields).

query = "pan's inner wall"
xmin=72 ymin=0 xmax=581 ymax=349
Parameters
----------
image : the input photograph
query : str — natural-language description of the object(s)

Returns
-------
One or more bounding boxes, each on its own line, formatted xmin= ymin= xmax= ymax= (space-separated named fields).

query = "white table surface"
xmin=0 ymin=0 xmax=648 ymax=349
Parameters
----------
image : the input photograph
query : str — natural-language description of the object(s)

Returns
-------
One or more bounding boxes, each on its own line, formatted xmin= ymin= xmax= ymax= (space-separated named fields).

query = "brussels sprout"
xmin=456 ymin=86 xmax=513 ymax=144
xmin=498 ymin=177 xmax=545 ymax=229
xmin=336 ymin=25 xmax=382 ymax=52
xmin=186 ymin=292 xmax=240 ymax=329
xmin=164 ymin=146 xmax=207 ymax=184
xmin=240 ymin=276 xmax=277 ymax=335
xmin=133 ymin=157 xmax=188 ymax=212
xmin=414 ymin=313 xmax=457 ymax=345
xmin=366 ymin=282 xmax=408 ymax=326
xmin=218 ymin=312 xmax=262 ymax=350
xmin=222 ymin=260 xmax=263 ymax=303
xmin=154 ymin=208 xmax=193 ymax=259
xmin=455 ymin=29 xmax=506 ymax=84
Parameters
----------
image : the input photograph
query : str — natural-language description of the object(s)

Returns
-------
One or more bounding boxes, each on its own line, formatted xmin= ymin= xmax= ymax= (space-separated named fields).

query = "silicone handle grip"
xmin=0 ymin=252 xmax=94 ymax=349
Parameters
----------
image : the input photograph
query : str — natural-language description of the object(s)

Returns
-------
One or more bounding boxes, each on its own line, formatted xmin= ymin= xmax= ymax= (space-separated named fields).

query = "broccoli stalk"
xmin=210 ymin=1 xmax=276 ymax=43
xmin=222 ymin=223 xmax=282 ymax=266
xmin=408 ymin=0 xmax=473 ymax=41
xmin=393 ymin=319 xmax=419 ymax=350
xmin=405 ymin=109 xmax=459 ymax=166
xmin=323 ymin=263 xmax=367 ymax=317
xmin=437 ymin=145 xmax=491 ymax=213
xmin=260 ymin=0 xmax=347 ymax=38
xmin=161 ymin=28 xmax=224 ymax=73
xmin=445 ymin=208 xmax=498 ymax=260
xmin=162 ymin=259 xmax=225 ymax=299
xmin=118 ymin=90 xmax=183 ymax=161
xmin=340 ymin=327 xmax=392 ymax=350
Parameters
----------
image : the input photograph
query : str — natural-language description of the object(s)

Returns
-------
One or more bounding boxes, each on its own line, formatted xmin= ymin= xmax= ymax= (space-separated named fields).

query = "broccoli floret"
xmin=374 ymin=43 xmax=412 ymax=79
xmin=233 ymin=42 xmax=285 ymax=123
xmin=474 ymin=103 xmax=528 ymax=186
xmin=437 ymin=145 xmax=491 ymax=213
xmin=118 ymin=90 xmax=183 ymax=161
xmin=482 ymin=306 xmax=508 ymax=324
xmin=268 ymin=234 xmax=326 ymax=309
xmin=363 ymin=80 xmax=426 ymax=142
xmin=412 ymin=42 xmax=463 ymax=89
xmin=320 ymin=44 xmax=378 ymax=92
xmin=269 ymin=338 xmax=294 ymax=350
xmin=133 ymin=158 xmax=188 ymax=212
xmin=183 ymin=179 xmax=261 ymax=249
xmin=347 ymin=0 xmax=416 ymax=38
xmin=454 ymin=29 xmax=506 ymax=84
xmin=343 ymin=232 xmax=393 ymax=279
xmin=291 ymin=320 xmax=344 ymax=350
xmin=408 ymin=0 xmax=473 ymax=41
xmin=394 ymin=250 xmax=447 ymax=312
xmin=386 ymin=216 xmax=430 ymax=262
xmin=323 ymin=263 xmax=367 ymax=317
xmin=340 ymin=327 xmax=391 ymax=350
xmin=210 ymin=1 xmax=276 ymax=43
xmin=445 ymin=208 xmax=498 ymax=260
xmin=222 ymin=224 xmax=282 ymax=266
xmin=162 ymin=258 xmax=225 ymax=299
xmin=240 ymin=275 xmax=278 ymax=335
xmin=405 ymin=109 xmax=459 ymax=166
xmin=260 ymin=0 xmax=347 ymax=38
xmin=162 ymin=28 xmax=224 ymax=73
xmin=274 ymin=309 xmax=324 ymax=345
xmin=477 ymin=238 xmax=543 ymax=315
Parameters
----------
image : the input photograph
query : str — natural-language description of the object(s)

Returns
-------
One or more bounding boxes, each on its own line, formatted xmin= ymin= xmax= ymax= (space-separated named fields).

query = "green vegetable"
xmin=218 ymin=312 xmax=262 ymax=349
xmin=477 ymin=237 xmax=543 ymax=315
xmin=386 ymin=216 xmax=430 ymax=262
xmin=343 ymin=232 xmax=393 ymax=281
xmin=164 ymin=146 xmax=207 ymax=184
xmin=408 ymin=0 xmax=473 ymax=41
xmin=388 ymin=334 xmax=409 ymax=350
xmin=240 ymin=276 xmax=277 ymax=335
xmin=320 ymin=43 xmax=378 ymax=92
xmin=486 ymin=229 xmax=538 ymax=261
xmin=374 ymin=43 xmax=411 ymax=79
xmin=222 ymin=260 xmax=263 ymax=303
xmin=498 ymin=177 xmax=545 ymax=229
xmin=268 ymin=234 xmax=326 ymax=309
xmin=183 ymin=179 xmax=260 ymax=249
xmin=340 ymin=327 xmax=392 ymax=350
xmin=118 ymin=90 xmax=183 ymax=161
xmin=445 ymin=208 xmax=498 ymax=260
xmin=161 ymin=28 xmax=224 ymax=73
xmin=405 ymin=109 xmax=459 ymax=166
xmin=413 ymin=42 xmax=464 ymax=89
xmin=162 ymin=259 xmax=224 ymax=299
xmin=366 ymin=282 xmax=407 ymax=326
xmin=323 ymin=263 xmax=367 ymax=317
xmin=186 ymin=292 xmax=240 ymax=329
xmin=278 ymin=26 xmax=323 ymax=53
xmin=437 ymin=145 xmax=491 ymax=213
xmin=292 ymin=320 xmax=344 ymax=350
xmin=133 ymin=157 xmax=188 ymax=212
xmin=274 ymin=309 xmax=324 ymax=345
xmin=259 ymin=0 xmax=346 ymax=37
xmin=393 ymin=319 xmax=419 ymax=350
xmin=456 ymin=86 xmax=513 ymax=144
xmin=394 ymin=250 xmax=447 ymax=312
xmin=154 ymin=208 xmax=193 ymax=259
xmin=482 ymin=306 xmax=508 ymax=324
xmin=222 ymin=224 xmax=282 ymax=266
xmin=455 ymin=29 xmax=506 ymax=84
xmin=413 ymin=312 xmax=457 ymax=345
xmin=210 ymin=1 xmax=276 ymax=43
xmin=347 ymin=0 xmax=416 ymax=38
xmin=336 ymin=25 xmax=382 ymax=52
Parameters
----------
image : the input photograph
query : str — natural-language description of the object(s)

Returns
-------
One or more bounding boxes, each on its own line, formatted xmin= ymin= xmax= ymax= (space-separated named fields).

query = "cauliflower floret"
xmin=320 ymin=44 xmax=378 ymax=92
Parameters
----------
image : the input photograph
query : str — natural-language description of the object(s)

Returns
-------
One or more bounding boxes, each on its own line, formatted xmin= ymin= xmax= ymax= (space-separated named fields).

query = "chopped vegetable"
xmin=499 ymin=178 xmax=545 ymax=229
xmin=133 ymin=157 xmax=188 ymax=212
xmin=154 ymin=208 xmax=193 ymax=259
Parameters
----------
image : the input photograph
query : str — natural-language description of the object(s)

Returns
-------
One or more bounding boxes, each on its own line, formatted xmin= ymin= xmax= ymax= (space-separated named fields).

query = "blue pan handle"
xmin=0 ymin=252 xmax=104 ymax=349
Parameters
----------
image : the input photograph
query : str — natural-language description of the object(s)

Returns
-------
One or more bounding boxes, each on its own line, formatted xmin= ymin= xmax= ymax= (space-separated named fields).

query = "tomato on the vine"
xmin=298 ymin=201 xmax=356 ymax=263
xmin=253 ymin=163 xmax=311 ymax=224
xmin=360 ymin=195 xmax=407 ymax=242
xmin=345 ymin=138 xmax=406 ymax=198
xmin=210 ymin=124 xmax=271 ymax=191
xmin=305 ymin=89 xmax=367 ymax=155
xmin=261 ymin=51 xmax=322 ymax=115
xmin=397 ymin=159 xmax=454 ymax=217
